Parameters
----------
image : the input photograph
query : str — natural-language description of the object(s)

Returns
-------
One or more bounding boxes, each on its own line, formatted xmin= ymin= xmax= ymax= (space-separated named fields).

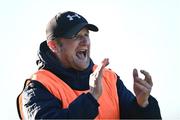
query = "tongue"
xmin=77 ymin=52 xmax=85 ymax=59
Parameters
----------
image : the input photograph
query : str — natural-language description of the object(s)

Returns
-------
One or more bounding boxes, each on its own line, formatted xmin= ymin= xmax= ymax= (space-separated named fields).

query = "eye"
xmin=72 ymin=35 xmax=81 ymax=40
xmin=72 ymin=33 xmax=89 ymax=40
xmin=84 ymin=33 xmax=89 ymax=37
xmin=72 ymin=35 xmax=83 ymax=40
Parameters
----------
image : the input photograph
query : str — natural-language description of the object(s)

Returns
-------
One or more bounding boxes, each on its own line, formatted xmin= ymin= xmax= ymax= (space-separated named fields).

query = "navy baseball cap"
xmin=46 ymin=11 xmax=99 ymax=40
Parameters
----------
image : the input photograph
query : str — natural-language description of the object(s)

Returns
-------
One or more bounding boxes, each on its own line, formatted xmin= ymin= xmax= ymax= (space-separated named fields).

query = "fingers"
xmin=134 ymin=81 xmax=150 ymax=94
xmin=102 ymin=58 xmax=109 ymax=68
xmin=99 ymin=58 xmax=109 ymax=73
xmin=133 ymin=69 xmax=153 ymax=107
xmin=134 ymin=77 xmax=152 ymax=90
xmin=133 ymin=69 xmax=153 ymax=89
xmin=89 ymin=58 xmax=109 ymax=87
xmin=89 ymin=58 xmax=109 ymax=100
xmin=133 ymin=68 xmax=139 ymax=80
xmin=133 ymin=69 xmax=153 ymax=86
xmin=94 ymin=58 xmax=109 ymax=77
xmin=140 ymin=70 xmax=153 ymax=86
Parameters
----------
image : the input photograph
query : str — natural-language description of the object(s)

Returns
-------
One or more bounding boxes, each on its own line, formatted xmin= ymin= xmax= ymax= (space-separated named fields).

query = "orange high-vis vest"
xmin=18 ymin=65 xmax=120 ymax=119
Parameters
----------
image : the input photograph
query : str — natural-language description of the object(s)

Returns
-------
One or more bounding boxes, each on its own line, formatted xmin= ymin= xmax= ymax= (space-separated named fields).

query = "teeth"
xmin=79 ymin=50 xmax=86 ymax=52
xmin=76 ymin=49 xmax=87 ymax=59
xmin=79 ymin=50 xmax=87 ymax=55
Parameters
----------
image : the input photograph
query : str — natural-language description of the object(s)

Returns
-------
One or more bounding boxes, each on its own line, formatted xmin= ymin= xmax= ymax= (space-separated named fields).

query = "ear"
xmin=47 ymin=40 xmax=57 ymax=53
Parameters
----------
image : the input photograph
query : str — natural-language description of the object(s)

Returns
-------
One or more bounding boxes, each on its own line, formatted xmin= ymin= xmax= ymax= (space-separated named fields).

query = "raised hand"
xmin=89 ymin=58 xmax=109 ymax=100
xmin=133 ymin=68 xmax=153 ymax=107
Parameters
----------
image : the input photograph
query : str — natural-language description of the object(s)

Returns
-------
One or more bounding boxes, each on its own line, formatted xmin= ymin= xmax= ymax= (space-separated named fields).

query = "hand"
xmin=133 ymin=68 xmax=153 ymax=107
xmin=89 ymin=58 xmax=109 ymax=100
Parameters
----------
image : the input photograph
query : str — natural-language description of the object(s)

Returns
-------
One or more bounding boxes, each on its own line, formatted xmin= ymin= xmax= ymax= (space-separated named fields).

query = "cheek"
xmin=62 ymin=44 xmax=77 ymax=55
xmin=61 ymin=41 xmax=80 ymax=54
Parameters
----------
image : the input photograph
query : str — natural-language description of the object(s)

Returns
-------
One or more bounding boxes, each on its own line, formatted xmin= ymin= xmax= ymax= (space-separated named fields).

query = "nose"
xmin=79 ymin=36 xmax=90 ymax=45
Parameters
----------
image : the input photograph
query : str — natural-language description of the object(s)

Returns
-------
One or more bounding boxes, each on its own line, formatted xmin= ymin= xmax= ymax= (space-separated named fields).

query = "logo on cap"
xmin=67 ymin=13 xmax=81 ymax=21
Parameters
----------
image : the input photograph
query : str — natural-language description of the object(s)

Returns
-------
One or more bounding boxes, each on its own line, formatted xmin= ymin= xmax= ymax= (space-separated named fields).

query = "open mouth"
xmin=76 ymin=49 xmax=88 ymax=60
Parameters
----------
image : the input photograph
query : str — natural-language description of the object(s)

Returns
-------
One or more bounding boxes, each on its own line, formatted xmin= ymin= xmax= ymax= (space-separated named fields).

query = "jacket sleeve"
xmin=22 ymin=80 xmax=99 ymax=119
xmin=116 ymin=75 xmax=161 ymax=119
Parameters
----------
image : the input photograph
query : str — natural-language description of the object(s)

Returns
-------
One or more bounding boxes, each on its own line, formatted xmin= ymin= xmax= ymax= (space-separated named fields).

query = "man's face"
xmin=56 ymin=28 xmax=91 ymax=71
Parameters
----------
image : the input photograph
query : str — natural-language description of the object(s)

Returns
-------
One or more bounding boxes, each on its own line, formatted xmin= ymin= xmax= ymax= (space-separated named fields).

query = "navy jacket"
xmin=18 ymin=41 xmax=161 ymax=119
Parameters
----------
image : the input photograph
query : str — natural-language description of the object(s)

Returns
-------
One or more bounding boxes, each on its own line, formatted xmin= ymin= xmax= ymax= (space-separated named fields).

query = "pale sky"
xmin=0 ymin=0 xmax=180 ymax=119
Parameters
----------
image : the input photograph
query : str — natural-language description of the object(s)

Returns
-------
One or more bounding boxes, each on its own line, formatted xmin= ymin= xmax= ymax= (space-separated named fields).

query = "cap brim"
xmin=63 ymin=23 xmax=98 ymax=38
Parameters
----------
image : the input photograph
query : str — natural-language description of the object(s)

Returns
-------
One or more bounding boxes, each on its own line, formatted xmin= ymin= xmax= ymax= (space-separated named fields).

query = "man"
xmin=17 ymin=11 xmax=161 ymax=119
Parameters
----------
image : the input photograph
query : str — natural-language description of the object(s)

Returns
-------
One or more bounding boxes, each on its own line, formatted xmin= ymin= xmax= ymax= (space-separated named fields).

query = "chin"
xmin=75 ymin=62 xmax=90 ymax=71
xmin=78 ymin=64 xmax=89 ymax=71
xmin=73 ymin=57 xmax=90 ymax=71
